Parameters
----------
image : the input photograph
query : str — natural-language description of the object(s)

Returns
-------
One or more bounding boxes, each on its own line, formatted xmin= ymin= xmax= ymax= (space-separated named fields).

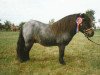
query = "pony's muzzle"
xmin=85 ymin=28 xmax=94 ymax=37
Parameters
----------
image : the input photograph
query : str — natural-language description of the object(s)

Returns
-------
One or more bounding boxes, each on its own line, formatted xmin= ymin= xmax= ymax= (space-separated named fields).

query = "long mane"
xmin=50 ymin=14 xmax=78 ymax=35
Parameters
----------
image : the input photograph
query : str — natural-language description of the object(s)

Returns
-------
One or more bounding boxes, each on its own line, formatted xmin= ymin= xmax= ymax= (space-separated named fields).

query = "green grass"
xmin=0 ymin=31 xmax=100 ymax=75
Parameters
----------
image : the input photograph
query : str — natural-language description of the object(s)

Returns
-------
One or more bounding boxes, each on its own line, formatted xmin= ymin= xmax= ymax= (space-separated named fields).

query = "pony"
xmin=17 ymin=13 xmax=94 ymax=64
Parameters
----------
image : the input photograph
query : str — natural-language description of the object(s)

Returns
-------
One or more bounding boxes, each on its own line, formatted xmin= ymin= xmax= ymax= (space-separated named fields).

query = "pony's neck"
xmin=50 ymin=15 xmax=77 ymax=36
xmin=70 ymin=24 xmax=77 ymax=37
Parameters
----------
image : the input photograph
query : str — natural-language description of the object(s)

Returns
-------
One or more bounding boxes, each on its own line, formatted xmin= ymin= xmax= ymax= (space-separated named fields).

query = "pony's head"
xmin=77 ymin=13 xmax=94 ymax=37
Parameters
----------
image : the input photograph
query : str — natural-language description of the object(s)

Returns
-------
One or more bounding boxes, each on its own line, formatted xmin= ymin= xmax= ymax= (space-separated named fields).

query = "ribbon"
xmin=76 ymin=17 xmax=83 ymax=32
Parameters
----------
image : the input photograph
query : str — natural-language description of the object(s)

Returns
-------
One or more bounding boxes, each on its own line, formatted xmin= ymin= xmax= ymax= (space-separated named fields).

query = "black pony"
xmin=17 ymin=13 xmax=94 ymax=64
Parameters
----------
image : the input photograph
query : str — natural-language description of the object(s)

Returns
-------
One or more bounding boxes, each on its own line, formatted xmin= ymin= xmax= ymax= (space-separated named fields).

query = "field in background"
xmin=0 ymin=30 xmax=100 ymax=75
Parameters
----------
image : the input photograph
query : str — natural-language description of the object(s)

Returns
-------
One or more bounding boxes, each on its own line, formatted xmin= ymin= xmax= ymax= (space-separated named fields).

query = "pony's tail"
xmin=16 ymin=26 xmax=29 ymax=62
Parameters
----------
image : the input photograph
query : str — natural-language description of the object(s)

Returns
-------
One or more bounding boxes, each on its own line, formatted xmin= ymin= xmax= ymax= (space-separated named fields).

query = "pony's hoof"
xmin=60 ymin=61 xmax=66 ymax=65
xmin=20 ymin=59 xmax=29 ymax=63
xmin=18 ymin=58 xmax=30 ymax=63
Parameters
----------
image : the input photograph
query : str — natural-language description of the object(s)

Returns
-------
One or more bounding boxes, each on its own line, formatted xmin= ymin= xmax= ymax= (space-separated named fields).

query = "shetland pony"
xmin=17 ymin=13 xmax=94 ymax=64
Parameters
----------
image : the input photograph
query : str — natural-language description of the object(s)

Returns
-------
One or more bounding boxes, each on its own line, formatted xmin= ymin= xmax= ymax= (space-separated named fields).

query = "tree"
xmin=0 ymin=19 xmax=4 ymax=30
xmin=49 ymin=19 xmax=55 ymax=25
xmin=98 ymin=19 xmax=100 ymax=23
xmin=11 ymin=24 xmax=19 ymax=31
xmin=98 ymin=19 xmax=100 ymax=29
xmin=85 ymin=9 xmax=95 ymax=21
xmin=19 ymin=22 xmax=26 ymax=30
xmin=0 ymin=19 xmax=2 ymax=30
xmin=85 ymin=9 xmax=96 ymax=29
xmin=4 ymin=20 xmax=11 ymax=31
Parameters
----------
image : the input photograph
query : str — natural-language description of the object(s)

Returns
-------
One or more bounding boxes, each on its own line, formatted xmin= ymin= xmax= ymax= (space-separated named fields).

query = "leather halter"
xmin=85 ymin=28 xmax=93 ymax=32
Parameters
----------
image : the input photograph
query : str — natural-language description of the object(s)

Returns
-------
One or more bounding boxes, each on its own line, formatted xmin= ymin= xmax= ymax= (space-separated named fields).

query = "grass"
xmin=0 ymin=30 xmax=100 ymax=75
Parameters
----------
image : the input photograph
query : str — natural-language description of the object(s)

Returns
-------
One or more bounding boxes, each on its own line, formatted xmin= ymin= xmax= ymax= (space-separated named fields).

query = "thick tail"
xmin=16 ymin=26 xmax=29 ymax=62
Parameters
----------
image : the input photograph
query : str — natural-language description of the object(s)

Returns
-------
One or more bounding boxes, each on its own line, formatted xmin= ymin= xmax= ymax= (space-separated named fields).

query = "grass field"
xmin=0 ymin=30 xmax=100 ymax=75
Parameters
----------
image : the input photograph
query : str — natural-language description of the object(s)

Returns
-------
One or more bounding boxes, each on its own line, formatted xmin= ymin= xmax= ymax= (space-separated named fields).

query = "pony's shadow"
xmin=29 ymin=54 xmax=85 ymax=65
xmin=30 ymin=54 xmax=58 ymax=63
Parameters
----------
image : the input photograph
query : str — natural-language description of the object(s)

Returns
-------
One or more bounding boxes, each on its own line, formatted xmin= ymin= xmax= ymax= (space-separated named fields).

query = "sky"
xmin=0 ymin=0 xmax=100 ymax=27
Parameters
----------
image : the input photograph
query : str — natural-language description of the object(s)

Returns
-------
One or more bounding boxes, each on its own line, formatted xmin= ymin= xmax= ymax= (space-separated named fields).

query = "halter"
xmin=85 ymin=28 xmax=93 ymax=32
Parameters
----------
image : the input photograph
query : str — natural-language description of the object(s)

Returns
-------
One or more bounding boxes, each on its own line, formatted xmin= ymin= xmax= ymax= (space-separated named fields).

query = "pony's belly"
xmin=40 ymin=39 xmax=57 ymax=46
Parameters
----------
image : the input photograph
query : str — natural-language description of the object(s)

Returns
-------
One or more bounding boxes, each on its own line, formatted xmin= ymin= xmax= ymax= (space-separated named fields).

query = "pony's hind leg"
xmin=17 ymin=25 xmax=34 ymax=62
xmin=24 ymin=40 xmax=34 ymax=61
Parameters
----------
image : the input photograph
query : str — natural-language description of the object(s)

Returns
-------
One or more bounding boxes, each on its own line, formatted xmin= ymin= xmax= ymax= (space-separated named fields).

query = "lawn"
xmin=0 ymin=30 xmax=100 ymax=75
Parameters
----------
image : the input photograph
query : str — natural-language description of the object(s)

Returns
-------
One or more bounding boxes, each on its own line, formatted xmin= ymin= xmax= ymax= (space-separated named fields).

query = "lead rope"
xmin=86 ymin=36 xmax=100 ymax=45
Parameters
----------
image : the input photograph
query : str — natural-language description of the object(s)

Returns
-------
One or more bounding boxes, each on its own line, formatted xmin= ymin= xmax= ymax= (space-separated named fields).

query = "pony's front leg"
xmin=58 ymin=45 xmax=66 ymax=65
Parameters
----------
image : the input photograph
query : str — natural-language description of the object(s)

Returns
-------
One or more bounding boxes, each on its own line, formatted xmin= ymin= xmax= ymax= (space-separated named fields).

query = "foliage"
xmin=0 ymin=20 xmax=12 ymax=31
xmin=0 ymin=20 xmax=21 ymax=31
xmin=4 ymin=20 xmax=12 ymax=31
xmin=0 ymin=23 xmax=3 ymax=30
xmin=0 ymin=19 xmax=4 ymax=30
xmin=49 ymin=19 xmax=55 ymax=25
xmin=19 ymin=22 xmax=26 ymax=29
xmin=85 ymin=9 xmax=95 ymax=21
xmin=85 ymin=9 xmax=96 ymax=29
xmin=98 ymin=19 xmax=100 ymax=22
xmin=98 ymin=19 xmax=100 ymax=29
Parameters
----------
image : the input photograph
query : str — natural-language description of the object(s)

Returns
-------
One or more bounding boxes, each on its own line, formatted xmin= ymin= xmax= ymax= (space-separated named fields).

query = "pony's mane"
xmin=50 ymin=14 xmax=78 ymax=35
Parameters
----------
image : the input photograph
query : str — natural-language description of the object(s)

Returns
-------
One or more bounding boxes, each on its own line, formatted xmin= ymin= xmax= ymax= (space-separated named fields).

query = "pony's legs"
xmin=17 ymin=25 xmax=34 ymax=62
xmin=58 ymin=45 xmax=66 ymax=65
xmin=24 ymin=40 xmax=34 ymax=61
